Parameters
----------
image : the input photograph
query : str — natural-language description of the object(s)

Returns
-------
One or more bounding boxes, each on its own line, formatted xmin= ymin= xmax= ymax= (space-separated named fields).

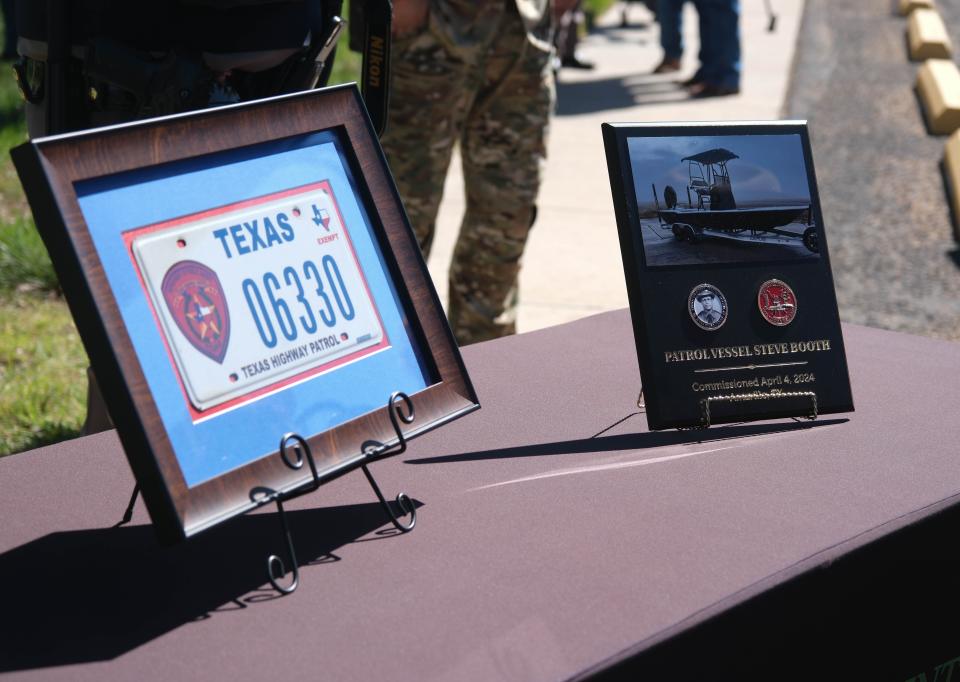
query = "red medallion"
xmin=757 ymin=279 xmax=797 ymax=327
xmin=161 ymin=261 xmax=231 ymax=363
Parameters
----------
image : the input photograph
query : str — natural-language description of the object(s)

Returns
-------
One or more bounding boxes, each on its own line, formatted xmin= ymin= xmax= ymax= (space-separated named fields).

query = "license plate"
xmin=128 ymin=181 xmax=387 ymax=416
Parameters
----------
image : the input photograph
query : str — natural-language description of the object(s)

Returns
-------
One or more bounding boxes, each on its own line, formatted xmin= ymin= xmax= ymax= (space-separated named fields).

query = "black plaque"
xmin=603 ymin=121 xmax=853 ymax=430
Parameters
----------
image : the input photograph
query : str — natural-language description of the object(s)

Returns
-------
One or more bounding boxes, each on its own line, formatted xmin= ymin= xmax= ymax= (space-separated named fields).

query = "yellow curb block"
xmin=944 ymin=131 xmax=960 ymax=227
xmin=900 ymin=0 xmax=935 ymax=15
xmin=917 ymin=59 xmax=960 ymax=134
xmin=908 ymin=9 xmax=952 ymax=60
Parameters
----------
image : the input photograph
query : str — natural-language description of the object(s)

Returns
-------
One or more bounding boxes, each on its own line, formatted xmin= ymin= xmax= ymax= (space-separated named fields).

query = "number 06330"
xmin=126 ymin=181 xmax=387 ymax=418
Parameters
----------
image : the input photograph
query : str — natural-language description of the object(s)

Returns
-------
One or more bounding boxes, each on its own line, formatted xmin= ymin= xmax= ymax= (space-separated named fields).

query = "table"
xmin=2 ymin=310 xmax=960 ymax=680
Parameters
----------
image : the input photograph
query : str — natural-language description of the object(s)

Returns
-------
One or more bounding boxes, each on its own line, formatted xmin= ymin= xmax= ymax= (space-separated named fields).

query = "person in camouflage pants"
xmin=382 ymin=0 xmax=555 ymax=345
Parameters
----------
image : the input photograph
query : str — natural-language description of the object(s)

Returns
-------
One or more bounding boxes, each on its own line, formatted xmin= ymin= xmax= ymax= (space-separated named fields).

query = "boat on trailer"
xmin=652 ymin=148 xmax=818 ymax=253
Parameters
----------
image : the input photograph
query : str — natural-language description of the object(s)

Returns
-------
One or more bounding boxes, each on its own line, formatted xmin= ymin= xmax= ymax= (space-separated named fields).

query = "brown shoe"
xmin=652 ymin=57 xmax=681 ymax=74
xmin=688 ymin=82 xmax=740 ymax=98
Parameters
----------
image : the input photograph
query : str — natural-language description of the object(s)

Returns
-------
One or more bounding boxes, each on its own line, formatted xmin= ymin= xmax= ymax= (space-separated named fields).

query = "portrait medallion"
xmin=688 ymin=283 xmax=728 ymax=331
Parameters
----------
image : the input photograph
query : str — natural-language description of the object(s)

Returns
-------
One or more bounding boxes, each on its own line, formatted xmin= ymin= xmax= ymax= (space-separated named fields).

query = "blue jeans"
xmin=692 ymin=0 xmax=740 ymax=89
xmin=657 ymin=0 xmax=685 ymax=60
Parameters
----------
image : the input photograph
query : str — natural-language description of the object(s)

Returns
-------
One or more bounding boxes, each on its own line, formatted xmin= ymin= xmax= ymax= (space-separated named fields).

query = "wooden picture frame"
xmin=13 ymin=85 xmax=478 ymax=543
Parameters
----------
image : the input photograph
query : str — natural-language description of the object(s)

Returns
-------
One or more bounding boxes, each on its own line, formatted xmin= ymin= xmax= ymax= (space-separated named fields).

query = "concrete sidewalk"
xmin=423 ymin=0 xmax=806 ymax=336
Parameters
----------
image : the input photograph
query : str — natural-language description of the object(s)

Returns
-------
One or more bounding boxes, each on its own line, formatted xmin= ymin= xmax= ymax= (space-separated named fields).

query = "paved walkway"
xmin=422 ymin=0 xmax=806 ymax=335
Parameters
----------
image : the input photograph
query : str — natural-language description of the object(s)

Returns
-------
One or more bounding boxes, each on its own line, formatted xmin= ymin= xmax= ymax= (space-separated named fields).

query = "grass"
xmin=0 ymin=44 xmax=86 ymax=455
xmin=0 ymin=217 xmax=60 ymax=292
xmin=0 ymin=291 xmax=87 ymax=454
xmin=583 ymin=0 xmax=621 ymax=19
xmin=0 ymin=7 xmax=88 ymax=455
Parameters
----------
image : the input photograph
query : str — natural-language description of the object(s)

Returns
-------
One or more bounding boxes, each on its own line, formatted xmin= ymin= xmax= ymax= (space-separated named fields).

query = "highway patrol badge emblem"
xmin=757 ymin=279 xmax=797 ymax=326
xmin=688 ymin=283 xmax=728 ymax=331
xmin=161 ymin=261 xmax=230 ymax=363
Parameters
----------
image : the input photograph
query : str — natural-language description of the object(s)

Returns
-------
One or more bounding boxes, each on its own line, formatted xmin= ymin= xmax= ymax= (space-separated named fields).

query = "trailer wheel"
xmin=674 ymin=224 xmax=697 ymax=243
xmin=802 ymin=226 xmax=819 ymax=253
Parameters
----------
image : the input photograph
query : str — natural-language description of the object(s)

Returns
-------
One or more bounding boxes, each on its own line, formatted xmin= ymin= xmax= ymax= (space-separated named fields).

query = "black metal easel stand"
xmin=114 ymin=483 xmax=141 ymax=528
xmin=115 ymin=391 xmax=419 ymax=596
xmin=699 ymin=390 xmax=818 ymax=427
xmin=634 ymin=384 xmax=819 ymax=428
xmin=264 ymin=391 xmax=418 ymax=594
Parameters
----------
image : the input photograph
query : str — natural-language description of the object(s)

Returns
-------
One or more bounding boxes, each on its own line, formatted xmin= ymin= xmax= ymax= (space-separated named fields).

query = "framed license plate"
xmin=127 ymin=180 xmax=388 ymax=416
xmin=603 ymin=121 xmax=853 ymax=430
xmin=13 ymin=86 xmax=479 ymax=542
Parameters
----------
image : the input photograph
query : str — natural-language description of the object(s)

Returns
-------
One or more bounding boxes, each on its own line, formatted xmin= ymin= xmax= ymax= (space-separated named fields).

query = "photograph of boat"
xmin=629 ymin=134 xmax=821 ymax=268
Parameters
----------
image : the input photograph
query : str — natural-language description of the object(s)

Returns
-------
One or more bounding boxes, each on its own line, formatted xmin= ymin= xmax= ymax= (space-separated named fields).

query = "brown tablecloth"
xmin=2 ymin=310 xmax=960 ymax=680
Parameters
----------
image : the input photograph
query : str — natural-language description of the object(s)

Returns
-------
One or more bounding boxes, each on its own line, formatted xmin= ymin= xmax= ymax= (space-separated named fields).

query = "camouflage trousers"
xmin=380 ymin=0 xmax=555 ymax=345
